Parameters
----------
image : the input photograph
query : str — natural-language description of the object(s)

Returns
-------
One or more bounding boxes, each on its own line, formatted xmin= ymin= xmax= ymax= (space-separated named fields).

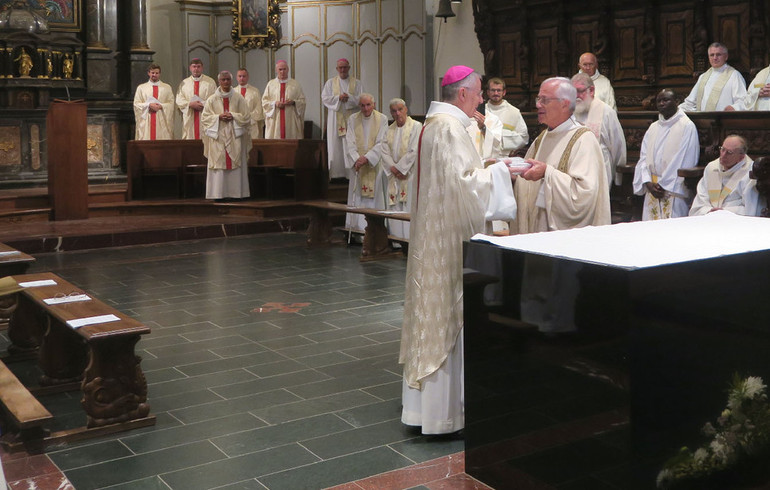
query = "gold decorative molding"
xmin=232 ymin=0 xmax=281 ymax=49
xmin=0 ymin=127 xmax=21 ymax=166
xmin=87 ymin=125 xmax=104 ymax=164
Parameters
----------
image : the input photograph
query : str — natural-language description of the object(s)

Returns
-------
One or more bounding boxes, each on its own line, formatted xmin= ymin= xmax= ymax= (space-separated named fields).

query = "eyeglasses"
xmin=535 ymin=96 xmax=561 ymax=104
xmin=719 ymin=146 xmax=744 ymax=156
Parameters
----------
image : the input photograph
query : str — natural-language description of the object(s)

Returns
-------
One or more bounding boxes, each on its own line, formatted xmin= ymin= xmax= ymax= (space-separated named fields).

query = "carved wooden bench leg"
xmin=361 ymin=214 xmax=401 ymax=261
xmin=306 ymin=207 xmax=334 ymax=247
xmin=82 ymin=334 xmax=150 ymax=428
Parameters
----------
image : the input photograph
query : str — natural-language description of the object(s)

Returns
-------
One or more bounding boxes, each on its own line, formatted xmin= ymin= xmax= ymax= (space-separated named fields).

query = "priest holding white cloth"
xmin=399 ymin=66 xmax=518 ymax=435
xmin=176 ymin=58 xmax=217 ymax=140
xmin=201 ymin=71 xmax=252 ymax=201
xmin=133 ymin=63 xmax=174 ymax=140
xmin=633 ymin=89 xmax=700 ymax=220
xmin=322 ymin=58 xmax=363 ymax=179
xmin=689 ymin=135 xmax=754 ymax=216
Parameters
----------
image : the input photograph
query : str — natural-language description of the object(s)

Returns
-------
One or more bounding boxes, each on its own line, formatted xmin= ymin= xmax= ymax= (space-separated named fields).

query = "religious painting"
xmin=0 ymin=0 xmax=81 ymax=32
xmin=231 ymin=0 xmax=281 ymax=49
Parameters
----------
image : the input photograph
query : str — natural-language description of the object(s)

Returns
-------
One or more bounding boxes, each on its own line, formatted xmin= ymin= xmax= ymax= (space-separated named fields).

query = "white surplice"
xmin=176 ymin=75 xmax=217 ymax=139
xmin=133 ymin=80 xmax=175 ymax=140
xmin=322 ymin=76 xmax=363 ymax=179
xmin=689 ymin=157 xmax=754 ymax=216
xmin=574 ymin=97 xmax=627 ymax=187
xmin=680 ymin=64 xmax=747 ymax=112
xmin=379 ymin=116 xmax=422 ymax=240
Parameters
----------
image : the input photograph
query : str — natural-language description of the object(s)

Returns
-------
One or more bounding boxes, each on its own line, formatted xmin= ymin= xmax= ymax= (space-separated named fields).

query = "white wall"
xmin=146 ymin=0 xmax=483 ymax=133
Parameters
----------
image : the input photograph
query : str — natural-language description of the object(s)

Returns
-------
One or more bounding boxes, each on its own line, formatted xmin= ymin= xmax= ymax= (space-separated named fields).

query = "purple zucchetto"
xmin=441 ymin=65 xmax=474 ymax=86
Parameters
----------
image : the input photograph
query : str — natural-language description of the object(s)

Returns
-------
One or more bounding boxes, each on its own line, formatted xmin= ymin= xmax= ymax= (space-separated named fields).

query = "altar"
xmin=464 ymin=212 xmax=770 ymax=488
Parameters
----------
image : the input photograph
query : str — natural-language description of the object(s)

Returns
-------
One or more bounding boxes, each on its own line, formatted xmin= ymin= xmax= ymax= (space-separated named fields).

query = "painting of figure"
xmin=239 ymin=0 xmax=268 ymax=37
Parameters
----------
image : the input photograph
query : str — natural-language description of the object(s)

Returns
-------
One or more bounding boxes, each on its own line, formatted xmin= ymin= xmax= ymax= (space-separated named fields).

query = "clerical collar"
xmin=149 ymin=80 xmax=161 ymax=86
xmin=239 ymin=84 xmax=248 ymax=88
xmin=547 ymin=115 xmax=580 ymax=134
xmin=713 ymin=64 xmax=730 ymax=73
xmin=426 ymin=101 xmax=471 ymax=127
xmin=217 ymin=87 xmax=233 ymax=98
xmin=279 ymin=78 xmax=288 ymax=84
xmin=721 ymin=158 xmax=747 ymax=173
xmin=579 ymin=69 xmax=601 ymax=81
xmin=192 ymin=76 xmax=202 ymax=82
xmin=659 ymin=108 xmax=685 ymax=125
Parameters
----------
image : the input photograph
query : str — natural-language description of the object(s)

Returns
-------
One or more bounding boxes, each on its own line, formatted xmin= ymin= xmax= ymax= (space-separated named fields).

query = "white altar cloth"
xmin=472 ymin=211 xmax=770 ymax=270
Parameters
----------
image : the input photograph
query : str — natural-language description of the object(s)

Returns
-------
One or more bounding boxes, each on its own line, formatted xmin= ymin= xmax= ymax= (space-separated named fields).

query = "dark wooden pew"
xmin=0 ymin=243 xmax=36 ymax=326
xmin=1 ymin=272 xmax=155 ymax=450
xmin=126 ymin=139 xmax=327 ymax=201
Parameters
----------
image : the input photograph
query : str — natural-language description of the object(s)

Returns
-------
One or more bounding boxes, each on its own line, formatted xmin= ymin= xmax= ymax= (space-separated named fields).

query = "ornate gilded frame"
xmin=231 ymin=0 xmax=281 ymax=49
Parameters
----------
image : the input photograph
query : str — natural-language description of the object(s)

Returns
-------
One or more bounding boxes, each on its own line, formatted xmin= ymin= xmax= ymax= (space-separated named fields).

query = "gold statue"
xmin=47 ymin=56 xmax=53 ymax=77
xmin=63 ymin=54 xmax=73 ymax=79
xmin=14 ymin=47 xmax=33 ymax=77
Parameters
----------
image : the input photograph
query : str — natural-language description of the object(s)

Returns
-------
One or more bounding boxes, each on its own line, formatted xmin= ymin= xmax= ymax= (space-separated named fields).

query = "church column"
xmin=85 ymin=0 xmax=113 ymax=94
xmin=128 ymin=0 xmax=154 ymax=94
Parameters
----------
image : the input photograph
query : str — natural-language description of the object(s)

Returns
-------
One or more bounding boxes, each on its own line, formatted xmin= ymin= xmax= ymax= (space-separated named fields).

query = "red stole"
xmin=240 ymin=86 xmax=247 ymax=97
xmin=279 ymin=82 xmax=286 ymax=139
xmin=150 ymin=85 xmax=158 ymax=140
xmin=193 ymin=80 xmax=201 ymax=139
xmin=223 ymin=97 xmax=232 ymax=170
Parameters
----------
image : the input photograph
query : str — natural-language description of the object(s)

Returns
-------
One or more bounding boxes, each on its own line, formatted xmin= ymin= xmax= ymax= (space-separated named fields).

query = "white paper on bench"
xmin=0 ymin=251 xmax=21 ymax=256
xmin=19 ymin=279 xmax=57 ymax=287
xmin=67 ymin=314 xmax=120 ymax=329
xmin=44 ymin=294 xmax=91 ymax=305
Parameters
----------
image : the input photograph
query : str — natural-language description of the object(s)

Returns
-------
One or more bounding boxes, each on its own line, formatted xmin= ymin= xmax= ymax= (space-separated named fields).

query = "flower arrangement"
xmin=657 ymin=375 xmax=770 ymax=488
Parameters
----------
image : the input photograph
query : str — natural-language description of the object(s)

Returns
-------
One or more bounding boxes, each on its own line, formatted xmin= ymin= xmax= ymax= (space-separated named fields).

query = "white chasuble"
xmin=238 ymin=84 xmax=265 ymax=139
xmin=201 ymin=89 xmax=252 ymax=199
xmin=262 ymin=78 xmax=306 ymax=139
xmin=176 ymin=75 xmax=217 ymax=140
xmin=400 ymin=102 xmax=516 ymax=391
xmin=514 ymin=117 xmax=610 ymax=234
xmin=133 ymin=80 xmax=175 ymax=140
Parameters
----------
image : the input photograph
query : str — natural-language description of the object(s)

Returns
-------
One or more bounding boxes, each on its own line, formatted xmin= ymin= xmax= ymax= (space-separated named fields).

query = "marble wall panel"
xmin=0 ymin=126 xmax=21 ymax=167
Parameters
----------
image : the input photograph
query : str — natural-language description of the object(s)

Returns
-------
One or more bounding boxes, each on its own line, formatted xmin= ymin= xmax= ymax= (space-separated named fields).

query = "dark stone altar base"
xmin=465 ymin=246 xmax=770 ymax=489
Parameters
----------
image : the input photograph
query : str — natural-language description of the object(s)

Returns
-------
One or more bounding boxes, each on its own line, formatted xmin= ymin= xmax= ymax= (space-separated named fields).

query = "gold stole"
xmin=696 ymin=67 xmax=735 ymax=111
xmin=354 ymin=112 xmax=382 ymax=198
xmin=530 ymin=126 xmax=591 ymax=174
xmin=332 ymin=76 xmax=357 ymax=137
xmin=706 ymin=158 xmax=752 ymax=208
xmin=385 ymin=117 xmax=415 ymax=206
xmin=644 ymin=117 xmax=687 ymax=219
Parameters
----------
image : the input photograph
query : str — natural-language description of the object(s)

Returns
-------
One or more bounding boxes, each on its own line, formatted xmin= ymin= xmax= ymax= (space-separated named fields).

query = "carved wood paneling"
xmin=498 ymin=32 xmax=522 ymax=84
xmin=570 ymin=18 xmax=598 ymax=62
xmin=711 ymin=3 xmax=750 ymax=73
xmin=659 ymin=9 xmax=693 ymax=79
xmin=533 ymin=26 xmax=558 ymax=84
xmin=613 ymin=11 xmax=644 ymax=82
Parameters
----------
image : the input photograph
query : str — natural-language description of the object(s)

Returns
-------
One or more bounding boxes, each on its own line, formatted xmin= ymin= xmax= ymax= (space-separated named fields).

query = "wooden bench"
xmin=0 ymin=359 xmax=53 ymax=445
xmin=0 ymin=243 xmax=35 ymax=326
xmin=304 ymin=200 xmax=410 ymax=261
xmin=2 ymin=272 xmax=155 ymax=449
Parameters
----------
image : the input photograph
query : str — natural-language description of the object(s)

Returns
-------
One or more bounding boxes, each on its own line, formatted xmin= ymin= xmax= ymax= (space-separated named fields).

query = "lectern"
xmin=47 ymin=99 xmax=89 ymax=220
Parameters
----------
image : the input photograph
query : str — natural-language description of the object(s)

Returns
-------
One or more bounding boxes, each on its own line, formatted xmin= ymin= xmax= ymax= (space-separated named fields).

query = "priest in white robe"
xmin=379 ymin=98 xmax=421 ymax=240
xmin=262 ymin=60 xmax=306 ymax=139
xmin=680 ymin=43 xmax=746 ymax=112
xmin=133 ymin=63 xmax=175 ymax=140
xmin=577 ymin=52 xmax=616 ymax=110
xmin=200 ymin=71 xmax=252 ymax=201
xmin=400 ymin=66 xmax=518 ymax=435
xmin=728 ymin=64 xmax=770 ymax=111
xmin=176 ymin=58 xmax=217 ymax=140
xmin=485 ymin=77 xmax=529 ymax=156
xmin=322 ymin=58 xmax=363 ymax=179
xmin=343 ymin=93 xmax=388 ymax=233
xmin=571 ymin=73 xmax=627 ymax=187
xmin=513 ymin=77 xmax=610 ymax=335
xmin=235 ymin=68 xmax=265 ymax=139
xmin=690 ymin=135 xmax=754 ymax=216
xmin=633 ymin=89 xmax=700 ymax=220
